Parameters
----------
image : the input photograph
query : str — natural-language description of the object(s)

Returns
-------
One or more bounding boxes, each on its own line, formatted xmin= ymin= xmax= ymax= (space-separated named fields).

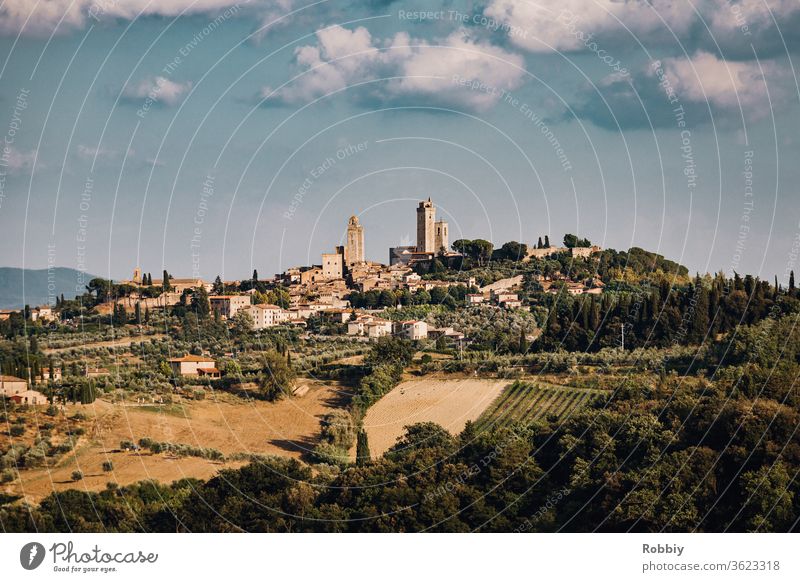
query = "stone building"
xmin=435 ymin=219 xmax=449 ymax=253
xmin=209 ymin=295 xmax=250 ymax=319
xmin=0 ymin=375 xmax=27 ymax=397
xmin=416 ymin=198 xmax=436 ymax=253
xmin=344 ymin=215 xmax=365 ymax=265
xmin=322 ymin=247 xmax=344 ymax=280
xmin=168 ymin=354 xmax=219 ymax=377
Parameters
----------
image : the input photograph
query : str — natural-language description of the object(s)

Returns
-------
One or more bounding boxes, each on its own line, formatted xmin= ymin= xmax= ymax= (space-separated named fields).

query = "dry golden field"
xmin=361 ymin=378 xmax=508 ymax=457
xmin=4 ymin=381 xmax=347 ymax=503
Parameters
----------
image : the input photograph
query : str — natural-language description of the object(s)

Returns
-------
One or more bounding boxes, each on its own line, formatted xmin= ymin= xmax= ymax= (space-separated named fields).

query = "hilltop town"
xmin=2 ymin=197 xmax=799 ymax=534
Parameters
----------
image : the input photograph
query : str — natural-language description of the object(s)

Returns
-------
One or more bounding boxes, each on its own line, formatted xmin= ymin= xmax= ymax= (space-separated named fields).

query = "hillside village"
xmin=3 ymin=196 xmax=800 ymax=534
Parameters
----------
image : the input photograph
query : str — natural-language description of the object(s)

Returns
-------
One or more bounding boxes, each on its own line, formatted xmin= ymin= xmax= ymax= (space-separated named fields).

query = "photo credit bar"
xmin=0 ymin=534 xmax=797 ymax=581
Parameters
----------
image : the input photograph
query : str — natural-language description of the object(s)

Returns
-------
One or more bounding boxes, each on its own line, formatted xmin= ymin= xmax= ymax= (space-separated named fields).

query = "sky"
xmin=0 ymin=0 xmax=798 ymax=285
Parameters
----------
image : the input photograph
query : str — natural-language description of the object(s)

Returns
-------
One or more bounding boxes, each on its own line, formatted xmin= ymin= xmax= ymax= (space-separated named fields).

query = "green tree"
xmin=258 ymin=350 xmax=296 ymax=401
xmin=191 ymin=286 xmax=211 ymax=318
xmin=356 ymin=430 xmax=371 ymax=466
xmin=231 ymin=310 xmax=254 ymax=335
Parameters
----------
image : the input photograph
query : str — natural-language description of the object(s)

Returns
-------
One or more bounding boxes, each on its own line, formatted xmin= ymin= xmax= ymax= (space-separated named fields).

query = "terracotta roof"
xmin=0 ymin=375 xmax=26 ymax=382
xmin=168 ymin=354 xmax=215 ymax=363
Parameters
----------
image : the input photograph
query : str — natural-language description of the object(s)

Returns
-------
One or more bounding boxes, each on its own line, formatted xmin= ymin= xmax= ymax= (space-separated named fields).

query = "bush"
xmin=102 ymin=461 xmax=114 ymax=472
xmin=1 ymin=469 xmax=15 ymax=483
xmin=71 ymin=470 xmax=83 ymax=481
xmin=319 ymin=410 xmax=356 ymax=450
xmin=119 ymin=440 xmax=135 ymax=450
xmin=9 ymin=425 xmax=25 ymax=437
xmin=311 ymin=442 xmax=349 ymax=466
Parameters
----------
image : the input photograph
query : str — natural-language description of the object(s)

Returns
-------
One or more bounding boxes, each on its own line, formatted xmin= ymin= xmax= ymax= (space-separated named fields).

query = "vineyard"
xmin=475 ymin=381 xmax=606 ymax=430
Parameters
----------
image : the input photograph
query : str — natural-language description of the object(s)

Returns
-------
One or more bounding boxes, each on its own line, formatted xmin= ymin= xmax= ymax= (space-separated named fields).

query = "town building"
xmin=347 ymin=315 xmax=393 ymax=339
xmin=242 ymin=304 xmax=290 ymax=329
xmin=322 ymin=248 xmax=344 ymax=280
xmin=389 ymin=245 xmax=417 ymax=266
xmin=42 ymin=367 xmax=62 ymax=382
xmin=31 ymin=306 xmax=55 ymax=322
xmin=466 ymin=293 xmax=485 ymax=305
xmin=209 ymin=295 xmax=250 ymax=319
xmin=397 ymin=320 xmax=428 ymax=341
xmin=570 ymin=245 xmax=601 ymax=258
xmin=168 ymin=354 xmax=219 ymax=377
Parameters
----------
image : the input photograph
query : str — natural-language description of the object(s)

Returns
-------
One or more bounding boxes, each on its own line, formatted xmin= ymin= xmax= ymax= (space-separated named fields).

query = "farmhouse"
xmin=42 ymin=367 xmax=62 ymax=381
xmin=0 ymin=375 xmax=27 ymax=397
xmin=168 ymin=354 xmax=219 ymax=377
xmin=10 ymin=390 xmax=48 ymax=406
xmin=466 ymin=293 xmax=485 ymax=305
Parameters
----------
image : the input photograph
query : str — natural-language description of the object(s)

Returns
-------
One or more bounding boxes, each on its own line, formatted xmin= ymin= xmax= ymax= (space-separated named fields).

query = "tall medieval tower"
xmin=434 ymin=219 xmax=449 ymax=254
xmin=345 ymin=215 xmax=365 ymax=265
xmin=416 ymin=198 xmax=435 ymax=253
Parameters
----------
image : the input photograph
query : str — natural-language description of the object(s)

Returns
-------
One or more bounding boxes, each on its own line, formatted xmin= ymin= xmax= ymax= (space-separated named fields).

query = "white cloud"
xmin=122 ymin=76 xmax=192 ymax=106
xmin=655 ymin=51 xmax=781 ymax=111
xmin=77 ymin=144 xmax=114 ymax=159
xmin=0 ymin=0 xmax=247 ymax=37
xmin=0 ymin=146 xmax=37 ymax=173
xmin=263 ymin=25 xmax=526 ymax=111
xmin=483 ymin=0 xmax=695 ymax=53
xmin=483 ymin=0 xmax=800 ymax=54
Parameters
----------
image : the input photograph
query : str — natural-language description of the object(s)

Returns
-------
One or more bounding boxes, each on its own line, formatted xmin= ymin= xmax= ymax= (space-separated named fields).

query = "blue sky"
xmin=0 ymin=0 xmax=798 ymax=284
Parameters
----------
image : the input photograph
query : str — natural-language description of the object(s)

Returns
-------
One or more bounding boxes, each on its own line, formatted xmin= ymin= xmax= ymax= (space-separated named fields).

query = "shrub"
xmin=311 ymin=442 xmax=349 ymax=466
xmin=71 ymin=470 xmax=83 ymax=481
xmin=102 ymin=461 xmax=113 ymax=472
xmin=1 ymin=469 xmax=15 ymax=483
xmin=319 ymin=410 xmax=356 ymax=450
xmin=119 ymin=440 xmax=135 ymax=450
xmin=9 ymin=425 xmax=25 ymax=437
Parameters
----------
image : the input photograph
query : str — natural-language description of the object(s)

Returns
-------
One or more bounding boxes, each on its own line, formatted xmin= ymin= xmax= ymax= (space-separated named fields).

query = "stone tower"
xmin=416 ymin=198 xmax=435 ymax=253
xmin=434 ymin=219 xmax=449 ymax=254
xmin=345 ymin=215 xmax=364 ymax=265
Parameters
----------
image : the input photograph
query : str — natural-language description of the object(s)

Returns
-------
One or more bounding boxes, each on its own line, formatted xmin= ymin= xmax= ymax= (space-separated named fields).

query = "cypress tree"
xmin=356 ymin=430 xmax=371 ymax=466
xmin=518 ymin=328 xmax=529 ymax=354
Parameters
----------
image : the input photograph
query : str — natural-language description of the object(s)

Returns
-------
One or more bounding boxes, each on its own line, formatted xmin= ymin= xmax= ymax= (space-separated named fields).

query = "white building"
xmin=243 ymin=304 xmax=290 ymax=329
xmin=398 ymin=320 xmax=428 ymax=341
xmin=0 ymin=375 xmax=27 ymax=397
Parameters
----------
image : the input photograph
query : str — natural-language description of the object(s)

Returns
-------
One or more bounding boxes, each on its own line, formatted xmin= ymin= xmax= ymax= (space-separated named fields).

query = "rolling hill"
xmin=0 ymin=267 xmax=94 ymax=309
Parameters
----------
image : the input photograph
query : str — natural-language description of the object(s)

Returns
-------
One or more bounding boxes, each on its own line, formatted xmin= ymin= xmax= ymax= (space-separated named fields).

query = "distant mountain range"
xmin=0 ymin=267 xmax=95 ymax=310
